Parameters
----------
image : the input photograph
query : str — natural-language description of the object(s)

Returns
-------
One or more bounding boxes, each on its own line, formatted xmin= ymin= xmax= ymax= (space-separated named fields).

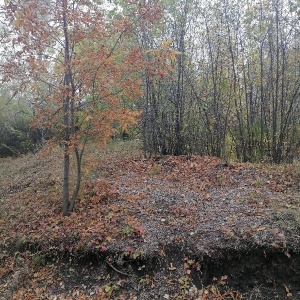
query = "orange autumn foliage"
xmin=2 ymin=0 xmax=160 ymax=214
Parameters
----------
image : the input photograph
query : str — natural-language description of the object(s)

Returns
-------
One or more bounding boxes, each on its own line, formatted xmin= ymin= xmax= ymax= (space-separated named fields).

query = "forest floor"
xmin=1 ymin=140 xmax=300 ymax=299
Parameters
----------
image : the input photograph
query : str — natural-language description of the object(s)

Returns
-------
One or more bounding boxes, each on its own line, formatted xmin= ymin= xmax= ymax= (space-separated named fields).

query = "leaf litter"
xmin=1 ymin=142 xmax=300 ymax=299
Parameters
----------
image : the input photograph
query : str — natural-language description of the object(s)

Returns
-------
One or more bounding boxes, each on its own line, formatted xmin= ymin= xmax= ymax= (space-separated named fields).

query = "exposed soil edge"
xmin=2 ymin=240 xmax=300 ymax=299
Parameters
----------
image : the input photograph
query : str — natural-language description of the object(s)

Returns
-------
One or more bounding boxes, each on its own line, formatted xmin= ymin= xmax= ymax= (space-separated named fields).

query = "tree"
xmin=139 ymin=0 xmax=300 ymax=163
xmin=138 ymin=0 xmax=196 ymax=156
xmin=2 ymin=0 xmax=155 ymax=215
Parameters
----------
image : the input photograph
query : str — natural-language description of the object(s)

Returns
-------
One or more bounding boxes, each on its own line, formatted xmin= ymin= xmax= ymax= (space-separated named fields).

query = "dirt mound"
xmin=1 ymin=141 xmax=300 ymax=299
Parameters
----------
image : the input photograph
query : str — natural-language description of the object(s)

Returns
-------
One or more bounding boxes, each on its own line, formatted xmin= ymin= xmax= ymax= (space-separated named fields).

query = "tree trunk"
xmin=62 ymin=0 xmax=71 ymax=216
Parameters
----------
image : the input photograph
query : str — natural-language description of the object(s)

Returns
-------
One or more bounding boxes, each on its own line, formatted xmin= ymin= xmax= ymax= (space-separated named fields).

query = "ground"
xmin=0 ymin=140 xmax=300 ymax=299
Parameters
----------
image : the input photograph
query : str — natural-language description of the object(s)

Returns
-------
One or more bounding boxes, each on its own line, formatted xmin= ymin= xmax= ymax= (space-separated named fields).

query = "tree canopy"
xmin=1 ymin=0 xmax=160 ymax=214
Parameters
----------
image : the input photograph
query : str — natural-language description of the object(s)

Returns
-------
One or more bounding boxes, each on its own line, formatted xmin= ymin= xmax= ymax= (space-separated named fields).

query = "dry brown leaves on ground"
xmin=1 ymin=141 xmax=300 ymax=299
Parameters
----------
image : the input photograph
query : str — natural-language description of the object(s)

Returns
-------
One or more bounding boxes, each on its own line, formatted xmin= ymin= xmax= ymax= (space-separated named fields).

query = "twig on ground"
xmin=105 ymin=260 xmax=132 ymax=276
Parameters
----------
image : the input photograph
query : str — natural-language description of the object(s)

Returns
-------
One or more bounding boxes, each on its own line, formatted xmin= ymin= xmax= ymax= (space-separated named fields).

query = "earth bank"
xmin=1 ymin=141 xmax=300 ymax=299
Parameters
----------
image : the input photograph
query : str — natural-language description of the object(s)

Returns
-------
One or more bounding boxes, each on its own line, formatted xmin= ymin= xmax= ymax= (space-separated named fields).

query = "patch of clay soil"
xmin=1 ymin=142 xmax=300 ymax=299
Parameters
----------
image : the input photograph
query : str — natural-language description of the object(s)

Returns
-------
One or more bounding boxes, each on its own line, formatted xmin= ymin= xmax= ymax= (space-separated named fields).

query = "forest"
xmin=1 ymin=0 xmax=299 ymax=163
xmin=0 ymin=0 xmax=300 ymax=299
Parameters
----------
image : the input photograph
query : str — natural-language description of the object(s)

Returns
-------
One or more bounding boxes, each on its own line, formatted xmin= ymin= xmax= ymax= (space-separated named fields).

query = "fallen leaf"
xmin=183 ymin=263 xmax=189 ymax=269
xmin=135 ymin=226 xmax=145 ymax=235
xmin=255 ymin=226 xmax=266 ymax=231
xmin=284 ymin=284 xmax=292 ymax=297
xmin=100 ymin=245 xmax=107 ymax=252
xmin=126 ymin=246 xmax=134 ymax=253
xmin=285 ymin=252 xmax=291 ymax=258
xmin=221 ymin=275 xmax=228 ymax=281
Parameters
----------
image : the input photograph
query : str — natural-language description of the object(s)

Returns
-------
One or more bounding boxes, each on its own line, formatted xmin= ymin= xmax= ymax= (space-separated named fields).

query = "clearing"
xmin=0 ymin=140 xmax=300 ymax=299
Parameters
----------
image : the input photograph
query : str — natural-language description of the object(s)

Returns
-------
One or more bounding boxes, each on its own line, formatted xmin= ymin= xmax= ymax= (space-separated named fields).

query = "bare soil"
xmin=1 ymin=140 xmax=300 ymax=299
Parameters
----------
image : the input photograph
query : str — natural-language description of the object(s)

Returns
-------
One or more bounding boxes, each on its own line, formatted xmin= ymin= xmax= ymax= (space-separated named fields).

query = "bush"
xmin=0 ymin=102 xmax=39 ymax=157
xmin=0 ymin=119 xmax=37 ymax=157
